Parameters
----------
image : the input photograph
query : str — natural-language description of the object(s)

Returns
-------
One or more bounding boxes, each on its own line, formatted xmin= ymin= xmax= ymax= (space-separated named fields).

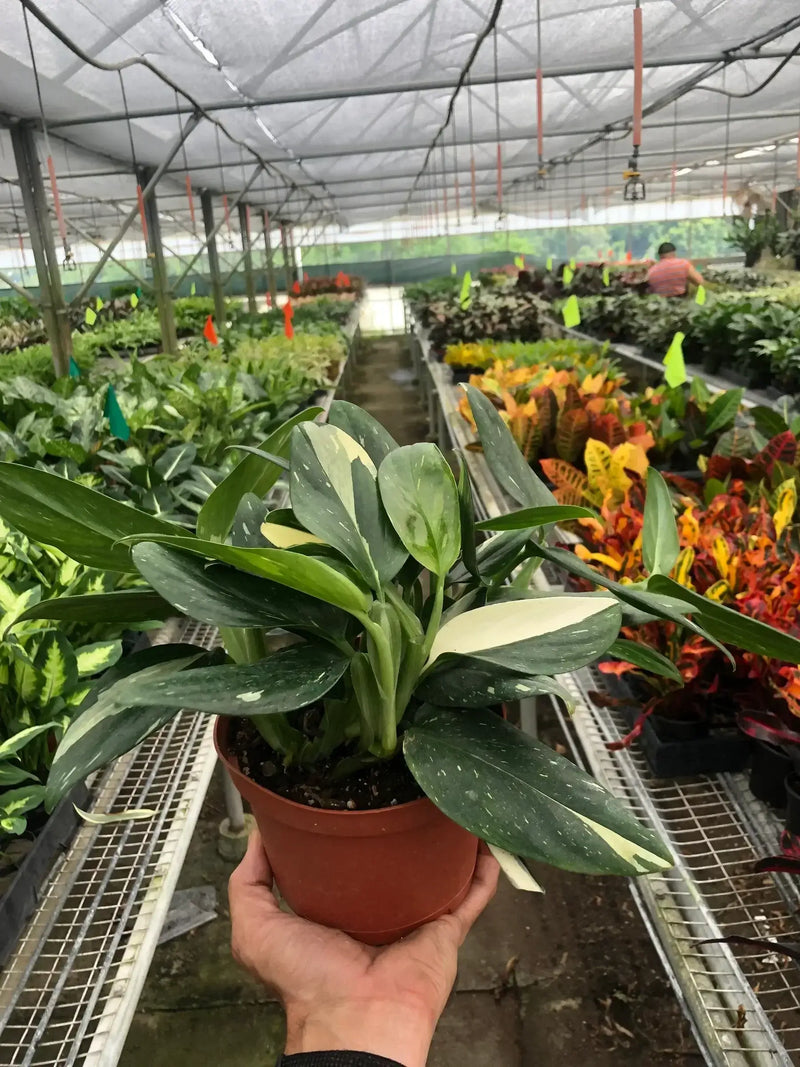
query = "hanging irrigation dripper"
xmin=624 ymin=146 xmax=646 ymax=200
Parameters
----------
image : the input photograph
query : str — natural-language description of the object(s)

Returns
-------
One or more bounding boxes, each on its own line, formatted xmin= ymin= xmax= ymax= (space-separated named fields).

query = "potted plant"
xmin=725 ymin=213 xmax=779 ymax=269
xmin=775 ymin=219 xmax=800 ymax=271
xmin=2 ymin=389 xmax=800 ymax=944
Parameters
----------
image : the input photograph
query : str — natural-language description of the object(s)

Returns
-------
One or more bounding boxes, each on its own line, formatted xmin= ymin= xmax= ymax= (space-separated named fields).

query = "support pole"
xmin=10 ymin=123 xmax=71 ymax=377
xmin=200 ymin=189 xmax=227 ymax=329
xmin=137 ymin=166 xmax=178 ymax=356
xmin=236 ymin=202 xmax=257 ymax=313
xmin=280 ymin=221 xmax=293 ymax=294
xmin=263 ymin=213 xmax=278 ymax=306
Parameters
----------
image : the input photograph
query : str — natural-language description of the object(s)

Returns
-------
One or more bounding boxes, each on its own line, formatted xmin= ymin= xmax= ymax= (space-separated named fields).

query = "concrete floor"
xmin=120 ymin=334 xmax=698 ymax=1066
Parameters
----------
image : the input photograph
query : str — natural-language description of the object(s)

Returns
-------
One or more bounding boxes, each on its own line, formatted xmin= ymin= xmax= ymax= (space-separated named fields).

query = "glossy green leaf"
xmin=131 ymin=542 xmax=350 ymax=639
xmin=456 ymin=457 xmax=478 ymax=579
xmin=0 ymin=785 xmax=46 ymax=819
xmin=403 ymin=709 xmax=672 ymax=876
xmin=427 ymin=595 xmax=621 ymax=674
xmin=647 ymin=574 xmax=800 ymax=663
xmin=0 ymin=722 xmax=59 ymax=761
xmin=12 ymin=589 xmax=174 ymax=629
xmin=704 ymin=388 xmax=744 ymax=435
xmin=130 ymin=536 xmax=371 ymax=619
xmin=328 ymin=400 xmax=399 ymax=466
xmin=290 ymin=423 xmax=407 ymax=587
xmin=416 ymin=658 xmax=576 ymax=710
xmin=378 ymin=443 xmax=460 ymax=576
xmin=476 ymin=505 xmax=596 ymax=531
xmin=197 ymin=406 xmax=321 ymax=542
xmin=119 ymin=644 xmax=349 ymax=716
xmin=75 ymin=640 xmax=123 ymax=678
xmin=0 ymin=462 xmax=178 ymax=572
xmin=642 ymin=468 xmax=680 ymax=576
xmin=46 ymin=644 xmax=204 ymax=809
xmin=466 ymin=386 xmax=556 ymax=508
xmin=605 ymin=639 xmax=683 ymax=683
xmin=230 ymin=493 xmax=268 ymax=548
xmin=0 ymin=763 xmax=37 ymax=786
xmin=154 ymin=443 xmax=197 ymax=481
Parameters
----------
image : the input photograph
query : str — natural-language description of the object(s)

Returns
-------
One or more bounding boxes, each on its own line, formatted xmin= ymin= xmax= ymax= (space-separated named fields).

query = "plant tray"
xmin=618 ymin=702 xmax=750 ymax=778
xmin=0 ymin=781 xmax=89 ymax=969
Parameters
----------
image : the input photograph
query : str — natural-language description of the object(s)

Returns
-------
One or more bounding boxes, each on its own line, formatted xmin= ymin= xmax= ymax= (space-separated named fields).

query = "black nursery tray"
xmin=599 ymin=673 xmax=751 ymax=779
xmin=618 ymin=704 xmax=750 ymax=778
xmin=0 ymin=785 xmax=89 ymax=969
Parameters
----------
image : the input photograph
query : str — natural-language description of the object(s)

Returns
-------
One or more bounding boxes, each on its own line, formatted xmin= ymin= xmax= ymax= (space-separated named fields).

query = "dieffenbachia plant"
xmin=3 ymin=387 xmax=800 ymax=877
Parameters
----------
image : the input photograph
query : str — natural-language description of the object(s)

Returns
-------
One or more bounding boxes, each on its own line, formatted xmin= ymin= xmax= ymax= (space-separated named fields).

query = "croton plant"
xmin=2 ymin=390 xmax=800 ymax=878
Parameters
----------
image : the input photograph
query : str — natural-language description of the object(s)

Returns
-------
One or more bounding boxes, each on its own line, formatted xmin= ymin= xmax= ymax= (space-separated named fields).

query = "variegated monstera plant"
xmin=2 ymin=387 xmax=800 ymax=877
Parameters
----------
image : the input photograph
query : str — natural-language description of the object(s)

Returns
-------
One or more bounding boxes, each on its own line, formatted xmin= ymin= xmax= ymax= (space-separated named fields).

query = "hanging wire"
xmin=22 ymin=4 xmax=75 ymax=267
xmin=534 ymin=0 xmax=545 ymax=191
xmin=722 ymin=88 xmax=732 ymax=215
xmin=175 ymin=89 xmax=196 ymax=232
xmin=215 ymin=125 xmax=234 ymax=247
xmin=8 ymin=183 xmax=27 ymax=270
xmin=451 ymin=111 xmax=462 ymax=227
xmin=493 ymin=25 xmax=504 ymax=220
xmin=118 ymin=69 xmax=149 ymax=252
xmin=671 ymin=99 xmax=678 ymax=201
xmin=467 ymin=75 xmax=478 ymax=220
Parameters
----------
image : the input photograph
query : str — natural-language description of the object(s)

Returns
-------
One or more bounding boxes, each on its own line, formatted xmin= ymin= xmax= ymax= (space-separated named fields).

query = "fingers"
xmin=448 ymin=843 xmax=500 ymax=944
xmin=228 ymin=830 xmax=278 ymax=913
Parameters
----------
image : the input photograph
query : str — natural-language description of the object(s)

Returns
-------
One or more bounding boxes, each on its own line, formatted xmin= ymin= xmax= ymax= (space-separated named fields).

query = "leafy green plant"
xmin=2 ymin=392 xmax=800 ymax=879
xmin=726 ymin=213 xmax=779 ymax=268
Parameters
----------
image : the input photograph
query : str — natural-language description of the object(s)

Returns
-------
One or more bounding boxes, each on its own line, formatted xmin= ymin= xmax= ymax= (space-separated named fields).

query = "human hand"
xmin=228 ymin=831 xmax=499 ymax=1067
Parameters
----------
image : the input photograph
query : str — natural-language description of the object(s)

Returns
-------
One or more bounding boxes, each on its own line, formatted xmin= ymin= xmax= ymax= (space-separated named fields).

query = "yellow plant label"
xmin=663 ymin=331 xmax=687 ymax=388
xmin=562 ymin=295 xmax=581 ymax=329
xmin=695 ymin=284 xmax=707 ymax=305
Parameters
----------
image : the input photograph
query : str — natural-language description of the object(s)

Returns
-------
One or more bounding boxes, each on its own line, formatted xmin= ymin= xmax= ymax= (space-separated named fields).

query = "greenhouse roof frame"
xmin=0 ymin=0 xmax=798 ymax=240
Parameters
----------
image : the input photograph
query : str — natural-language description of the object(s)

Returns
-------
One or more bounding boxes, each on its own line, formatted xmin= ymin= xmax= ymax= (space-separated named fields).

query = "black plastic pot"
xmin=0 ymin=782 xmax=89 ymax=968
xmin=650 ymin=712 xmax=708 ymax=743
xmin=785 ymin=773 xmax=800 ymax=836
xmin=749 ymin=741 xmax=792 ymax=809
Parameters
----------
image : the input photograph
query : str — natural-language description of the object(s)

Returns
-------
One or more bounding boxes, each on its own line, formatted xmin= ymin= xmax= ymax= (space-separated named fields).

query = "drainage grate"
xmin=0 ymin=621 xmax=220 ymax=1067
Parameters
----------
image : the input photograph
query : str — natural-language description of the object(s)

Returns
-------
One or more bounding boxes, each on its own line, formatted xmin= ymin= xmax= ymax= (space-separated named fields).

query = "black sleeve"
xmin=278 ymin=1054 xmax=406 ymax=1067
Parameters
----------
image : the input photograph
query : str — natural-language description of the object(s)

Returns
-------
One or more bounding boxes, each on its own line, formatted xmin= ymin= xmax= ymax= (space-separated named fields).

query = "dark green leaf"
xmin=456 ymin=457 xmax=478 ymax=579
xmin=230 ymin=493 xmax=268 ymax=548
xmin=604 ymin=639 xmax=683 ymax=683
xmin=154 ymin=443 xmax=197 ymax=481
xmin=476 ymin=505 xmax=596 ymax=531
xmin=704 ymin=388 xmax=744 ymax=435
xmin=197 ymin=407 xmax=321 ymax=543
xmin=34 ymin=631 xmax=78 ymax=705
xmin=0 ymin=462 xmax=178 ymax=572
xmin=13 ymin=589 xmax=174 ymax=630
xmin=403 ymin=709 xmax=673 ymax=876
xmin=416 ymin=658 xmax=575 ymax=709
xmin=466 ymin=386 xmax=556 ymax=508
xmin=328 ymin=400 xmax=399 ymax=466
xmin=119 ymin=643 xmax=349 ymax=716
xmin=647 ymin=574 xmax=800 ymax=663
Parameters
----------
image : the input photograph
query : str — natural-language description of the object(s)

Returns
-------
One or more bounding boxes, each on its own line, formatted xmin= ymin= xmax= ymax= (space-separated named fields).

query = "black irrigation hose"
xmin=16 ymin=0 xmax=339 ymax=224
xmin=404 ymin=0 xmax=505 ymax=208
xmin=696 ymin=38 xmax=800 ymax=98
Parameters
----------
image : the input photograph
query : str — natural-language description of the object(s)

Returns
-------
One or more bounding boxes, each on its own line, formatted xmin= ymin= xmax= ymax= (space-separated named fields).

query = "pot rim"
xmin=214 ymin=714 xmax=433 ymax=822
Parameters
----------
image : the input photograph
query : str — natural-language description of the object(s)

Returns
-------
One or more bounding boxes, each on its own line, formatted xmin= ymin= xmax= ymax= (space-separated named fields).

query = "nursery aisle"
xmin=119 ymin=336 xmax=698 ymax=1067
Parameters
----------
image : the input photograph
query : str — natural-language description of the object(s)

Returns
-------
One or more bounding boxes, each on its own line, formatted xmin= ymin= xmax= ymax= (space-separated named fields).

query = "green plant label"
xmin=602 ymin=267 xmax=610 ymax=286
xmin=84 ymin=306 xmax=97 ymax=327
xmin=95 ymin=296 xmax=104 ymax=312
xmin=562 ymin=295 xmax=581 ymax=329
xmin=460 ymin=271 xmax=472 ymax=309
xmin=104 ymin=385 xmax=130 ymax=442
xmin=514 ymin=255 xmax=525 ymax=269
xmin=68 ymin=357 xmax=81 ymax=379
xmin=695 ymin=284 xmax=707 ymax=305
xmin=130 ymin=292 xmax=139 ymax=308
xmin=562 ymin=266 xmax=574 ymax=286
xmin=450 ymin=262 xmax=457 ymax=275
xmin=190 ymin=282 xmax=197 ymax=296
xmin=546 ymin=256 xmax=553 ymax=271
xmin=663 ymin=331 xmax=687 ymax=388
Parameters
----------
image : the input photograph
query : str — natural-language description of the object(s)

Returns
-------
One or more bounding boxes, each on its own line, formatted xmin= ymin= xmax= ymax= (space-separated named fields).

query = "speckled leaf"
xmin=46 ymin=645 xmax=204 ymax=809
xmin=456 ymin=458 xmax=478 ymax=579
xmin=34 ymin=631 xmax=78 ymax=705
xmin=290 ymin=423 xmax=407 ymax=588
xmin=0 ymin=462 xmax=178 ymax=572
xmin=197 ymin=406 xmax=322 ymax=543
xmin=466 ymin=386 xmax=556 ymax=508
xmin=129 ymin=536 xmax=371 ymax=619
xmin=426 ymin=596 xmax=621 ymax=674
xmin=449 ymin=529 xmax=531 ymax=586
xmin=378 ymin=444 xmax=460 ymax=575
xmin=328 ymin=400 xmax=399 ymax=466
xmin=131 ymin=542 xmax=350 ymax=640
xmin=416 ymin=659 xmax=576 ymax=710
xmin=117 ymin=644 xmax=349 ymax=716
xmin=230 ymin=493 xmax=268 ymax=548
xmin=403 ymin=709 xmax=673 ymax=876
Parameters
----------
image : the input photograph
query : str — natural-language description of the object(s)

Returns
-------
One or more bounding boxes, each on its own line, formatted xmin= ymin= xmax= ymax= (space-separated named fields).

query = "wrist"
xmin=284 ymin=996 xmax=437 ymax=1067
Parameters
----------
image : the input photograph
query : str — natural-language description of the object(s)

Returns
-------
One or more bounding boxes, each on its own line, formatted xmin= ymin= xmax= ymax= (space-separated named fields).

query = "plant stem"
xmin=363 ymin=617 xmax=398 ymax=755
xmin=421 ymin=574 xmax=446 ymax=663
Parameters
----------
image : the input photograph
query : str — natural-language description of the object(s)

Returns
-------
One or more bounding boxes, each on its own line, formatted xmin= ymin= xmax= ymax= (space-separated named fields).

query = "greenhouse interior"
xmin=3 ymin=1 xmax=800 ymax=1065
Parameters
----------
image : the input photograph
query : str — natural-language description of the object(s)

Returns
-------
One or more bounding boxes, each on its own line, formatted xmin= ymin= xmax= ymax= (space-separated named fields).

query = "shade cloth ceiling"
xmin=0 ymin=0 xmax=798 ymax=239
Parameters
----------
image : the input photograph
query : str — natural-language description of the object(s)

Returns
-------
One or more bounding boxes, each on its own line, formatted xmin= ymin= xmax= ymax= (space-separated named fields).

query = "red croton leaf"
xmin=757 ymin=431 xmax=798 ymax=475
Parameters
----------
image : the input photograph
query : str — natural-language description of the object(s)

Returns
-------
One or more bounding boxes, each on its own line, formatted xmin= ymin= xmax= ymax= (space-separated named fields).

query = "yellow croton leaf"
xmin=773 ymin=477 xmax=797 ymax=539
xmin=573 ymin=543 xmax=622 ymax=571
xmin=678 ymin=504 xmax=700 ymax=547
xmin=711 ymin=536 xmax=730 ymax=582
xmin=705 ymin=579 xmax=730 ymax=602
xmin=673 ymin=546 xmax=695 ymax=588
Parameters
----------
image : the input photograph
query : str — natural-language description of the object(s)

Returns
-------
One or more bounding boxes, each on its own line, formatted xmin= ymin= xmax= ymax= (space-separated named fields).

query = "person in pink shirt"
xmin=647 ymin=242 xmax=705 ymax=297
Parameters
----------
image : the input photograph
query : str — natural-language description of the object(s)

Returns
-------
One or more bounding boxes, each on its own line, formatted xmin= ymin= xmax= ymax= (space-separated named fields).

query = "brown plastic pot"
xmin=215 ymin=717 xmax=478 ymax=944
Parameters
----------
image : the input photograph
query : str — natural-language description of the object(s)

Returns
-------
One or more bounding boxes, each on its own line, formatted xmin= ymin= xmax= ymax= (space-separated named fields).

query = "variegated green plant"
xmin=2 ymin=391 xmax=800 ymax=876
